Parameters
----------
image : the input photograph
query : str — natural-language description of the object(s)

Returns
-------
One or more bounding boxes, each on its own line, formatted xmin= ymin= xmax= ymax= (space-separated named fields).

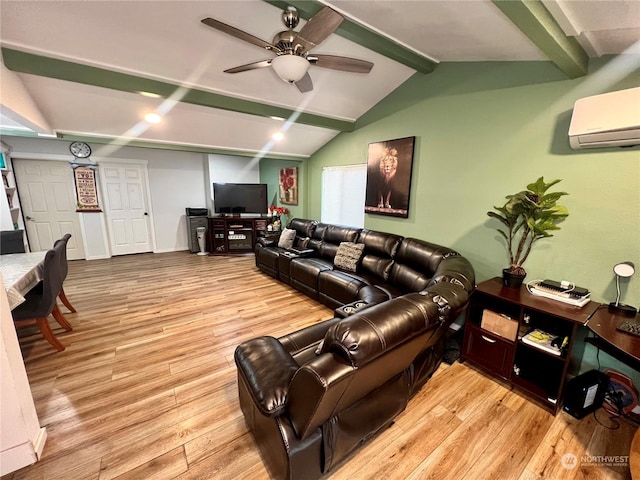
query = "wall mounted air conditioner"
xmin=568 ymin=87 xmax=640 ymax=149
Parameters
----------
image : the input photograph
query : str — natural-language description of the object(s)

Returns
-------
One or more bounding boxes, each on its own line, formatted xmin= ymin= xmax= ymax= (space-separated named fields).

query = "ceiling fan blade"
xmin=293 ymin=7 xmax=343 ymax=53
xmin=201 ymin=18 xmax=277 ymax=51
xmin=224 ymin=59 xmax=272 ymax=74
xmin=295 ymin=73 xmax=313 ymax=93
xmin=309 ymin=55 xmax=373 ymax=74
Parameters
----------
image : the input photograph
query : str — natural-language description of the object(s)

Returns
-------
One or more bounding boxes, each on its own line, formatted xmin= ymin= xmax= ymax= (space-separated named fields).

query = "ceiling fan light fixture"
xmin=271 ymin=55 xmax=309 ymax=83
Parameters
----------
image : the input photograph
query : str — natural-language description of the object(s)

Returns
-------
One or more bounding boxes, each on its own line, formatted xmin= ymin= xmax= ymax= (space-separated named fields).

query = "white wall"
xmin=207 ymin=154 xmax=261 ymax=214
xmin=147 ymin=152 xmax=208 ymax=252
xmin=3 ymin=137 xmax=209 ymax=255
xmin=0 ymin=274 xmax=47 ymax=475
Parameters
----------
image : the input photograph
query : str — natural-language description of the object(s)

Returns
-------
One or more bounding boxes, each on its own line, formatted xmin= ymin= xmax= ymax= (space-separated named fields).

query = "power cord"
xmin=592 ymin=373 xmax=622 ymax=429
xmin=589 ymin=344 xmax=635 ymax=429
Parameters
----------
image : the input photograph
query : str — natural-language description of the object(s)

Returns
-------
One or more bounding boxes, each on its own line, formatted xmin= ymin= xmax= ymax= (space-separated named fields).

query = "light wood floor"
xmin=2 ymin=252 xmax=636 ymax=480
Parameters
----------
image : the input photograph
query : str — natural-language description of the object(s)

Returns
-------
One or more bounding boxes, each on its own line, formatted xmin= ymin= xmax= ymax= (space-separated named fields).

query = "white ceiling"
xmin=1 ymin=0 xmax=638 ymax=158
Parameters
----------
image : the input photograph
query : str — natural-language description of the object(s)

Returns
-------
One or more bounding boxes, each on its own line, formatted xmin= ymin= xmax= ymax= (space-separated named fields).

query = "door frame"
xmin=95 ymin=157 xmax=157 ymax=257
xmin=11 ymin=154 xmax=88 ymax=259
xmin=10 ymin=152 xmax=157 ymax=259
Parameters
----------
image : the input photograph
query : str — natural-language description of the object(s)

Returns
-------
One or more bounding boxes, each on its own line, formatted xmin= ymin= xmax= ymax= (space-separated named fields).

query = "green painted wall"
xmin=307 ymin=56 xmax=640 ymax=382
xmin=259 ymin=158 xmax=305 ymax=224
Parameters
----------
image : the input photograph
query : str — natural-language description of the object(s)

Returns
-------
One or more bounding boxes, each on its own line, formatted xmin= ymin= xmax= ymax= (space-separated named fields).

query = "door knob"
xmin=144 ymin=212 xmax=149 ymax=216
xmin=25 ymin=216 xmax=34 ymax=221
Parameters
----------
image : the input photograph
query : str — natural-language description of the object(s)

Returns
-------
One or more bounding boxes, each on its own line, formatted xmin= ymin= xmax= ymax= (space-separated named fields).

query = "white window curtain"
xmin=321 ymin=164 xmax=367 ymax=228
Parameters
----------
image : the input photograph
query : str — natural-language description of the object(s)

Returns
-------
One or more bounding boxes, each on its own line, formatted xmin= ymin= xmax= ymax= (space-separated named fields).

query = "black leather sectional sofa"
xmin=236 ymin=218 xmax=475 ymax=480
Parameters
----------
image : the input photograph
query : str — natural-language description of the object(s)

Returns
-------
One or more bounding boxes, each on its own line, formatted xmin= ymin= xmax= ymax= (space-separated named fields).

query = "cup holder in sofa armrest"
xmin=234 ymin=336 xmax=299 ymax=417
xmin=419 ymin=282 xmax=471 ymax=320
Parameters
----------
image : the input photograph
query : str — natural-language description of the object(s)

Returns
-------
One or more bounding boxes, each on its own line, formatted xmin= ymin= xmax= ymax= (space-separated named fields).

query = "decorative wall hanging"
xmin=73 ymin=166 xmax=102 ymax=212
xmin=364 ymin=136 xmax=415 ymax=218
xmin=279 ymin=167 xmax=298 ymax=205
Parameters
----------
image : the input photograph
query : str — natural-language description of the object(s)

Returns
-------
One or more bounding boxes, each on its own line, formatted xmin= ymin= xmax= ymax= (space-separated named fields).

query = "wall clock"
xmin=69 ymin=141 xmax=92 ymax=159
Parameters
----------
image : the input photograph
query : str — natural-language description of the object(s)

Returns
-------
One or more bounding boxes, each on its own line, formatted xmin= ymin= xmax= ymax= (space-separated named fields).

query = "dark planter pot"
xmin=502 ymin=268 xmax=526 ymax=289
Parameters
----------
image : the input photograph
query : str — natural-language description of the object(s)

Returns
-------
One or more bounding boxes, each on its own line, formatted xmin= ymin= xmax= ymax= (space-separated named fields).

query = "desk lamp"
xmin=608 ymin=261 xmax=637 ymax=316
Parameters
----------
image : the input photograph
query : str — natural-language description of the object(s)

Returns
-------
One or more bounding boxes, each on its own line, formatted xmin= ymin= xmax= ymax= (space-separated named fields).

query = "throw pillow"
xmin=278 ymin=228 xmax=296 ymax=249
xmin=334 ymin=242 xmax=365 ymax=272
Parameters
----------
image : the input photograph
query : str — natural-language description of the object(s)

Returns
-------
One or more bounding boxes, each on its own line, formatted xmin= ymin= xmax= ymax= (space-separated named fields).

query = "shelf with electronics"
xmin=461 ymin=277 xmax=600 ymax=414
xmin=206 ymin=216 xmax=269 ymax=255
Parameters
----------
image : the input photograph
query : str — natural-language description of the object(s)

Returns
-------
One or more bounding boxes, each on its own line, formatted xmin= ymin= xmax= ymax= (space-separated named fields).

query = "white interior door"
xmin=13 ymin=159 xmax=86 ymax=260
xmin=99 ymin=162 xmax=152 ymax=256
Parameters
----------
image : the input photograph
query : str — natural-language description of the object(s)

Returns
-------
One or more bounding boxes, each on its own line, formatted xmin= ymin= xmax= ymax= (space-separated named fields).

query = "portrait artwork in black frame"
xmin=364 ymin=136 xmax=415 ymax=218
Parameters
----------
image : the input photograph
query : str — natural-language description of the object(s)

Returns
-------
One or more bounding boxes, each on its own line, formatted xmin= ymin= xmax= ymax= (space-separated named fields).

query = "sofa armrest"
xmin=257 ymin=236 xmax=278 ymax=248
xmin=234 ymin=336 xmax=299 ymax=417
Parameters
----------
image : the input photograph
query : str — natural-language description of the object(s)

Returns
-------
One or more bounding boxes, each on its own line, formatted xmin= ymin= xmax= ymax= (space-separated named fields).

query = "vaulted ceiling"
xmin=1 ymin=1 xmax=638 ymax=159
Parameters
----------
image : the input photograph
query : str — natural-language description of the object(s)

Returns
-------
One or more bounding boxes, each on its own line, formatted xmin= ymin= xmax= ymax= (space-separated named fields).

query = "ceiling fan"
xmin=201 ymin=6 xmax=374 ymax=93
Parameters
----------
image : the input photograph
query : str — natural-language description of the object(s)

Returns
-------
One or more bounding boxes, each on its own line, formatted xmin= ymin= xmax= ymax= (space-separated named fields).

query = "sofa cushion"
xmin=323 ymin=224 xmax=361 ymax=244
xmin=287 ymin=218 xmax=317 ymax=238
xmin=278 ymin=228 xmax=296 ymax=249
xmin=358 ymin=230 xmax=402 ymax=257
xmin=333 ymin=242 xmax=365 ymax=272
xmin=360 ymin=256 xmax=394 ymax=281
xmin=388 ymin=238 xmax=457 ymax=292
xmin=290 ymin=257 xmax=334 ymax=300
xmin=356 ymin=230 xmax=402 ymax=283
xmin=318 ymin=270 xmax=367 ymax=307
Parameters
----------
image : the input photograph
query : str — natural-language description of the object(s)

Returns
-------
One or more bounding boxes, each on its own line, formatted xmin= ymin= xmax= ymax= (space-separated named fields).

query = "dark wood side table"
xmin=585 ymin=308 xmax=640 ymax=371
xmin=461 ymin=277 xmax=600 ymax=413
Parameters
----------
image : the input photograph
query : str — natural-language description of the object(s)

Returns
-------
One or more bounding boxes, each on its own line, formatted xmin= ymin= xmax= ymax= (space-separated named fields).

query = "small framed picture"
xmin=279 ymin=167 xmax=298 ymax=205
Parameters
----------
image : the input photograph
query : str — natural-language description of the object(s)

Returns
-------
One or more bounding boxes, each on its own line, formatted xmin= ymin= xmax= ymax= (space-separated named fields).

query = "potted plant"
xmin=487 ymin=177 xmax=569 ymax=288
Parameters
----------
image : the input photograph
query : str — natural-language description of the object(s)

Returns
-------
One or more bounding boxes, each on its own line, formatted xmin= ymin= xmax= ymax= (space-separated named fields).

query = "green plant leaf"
xmin=488 ymin=177 xmax=569 ymax=270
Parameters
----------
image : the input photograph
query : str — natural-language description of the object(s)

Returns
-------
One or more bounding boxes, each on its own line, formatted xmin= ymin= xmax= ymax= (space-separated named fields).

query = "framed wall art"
xmin=73 ymin=166 xmax=102 ymax=212
xmin=364 ymin=136 xmax=415 ymax=218
xmin=279 ymin=167 xmax=298 ymax=205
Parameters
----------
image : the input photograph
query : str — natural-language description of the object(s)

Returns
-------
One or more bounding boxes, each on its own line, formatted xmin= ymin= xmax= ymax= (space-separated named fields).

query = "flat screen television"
xmin=213 ymin=183 xmax=268 ymax=215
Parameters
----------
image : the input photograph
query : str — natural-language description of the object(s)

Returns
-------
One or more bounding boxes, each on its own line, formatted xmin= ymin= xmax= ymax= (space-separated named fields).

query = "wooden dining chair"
xmin=54 ymin=233 xmax=76 ymax=313
xmin=12 ymin=243 xmax=72 ymax=352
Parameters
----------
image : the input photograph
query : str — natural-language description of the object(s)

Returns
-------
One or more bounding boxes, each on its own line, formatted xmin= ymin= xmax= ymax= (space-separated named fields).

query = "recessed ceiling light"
xmin=272 ymin=132 xmax=284 ymax=141
xmin=145 ymin=113 xmax=162 ymax=124
xmin=139 ymin=91 xmax=162 ymax=98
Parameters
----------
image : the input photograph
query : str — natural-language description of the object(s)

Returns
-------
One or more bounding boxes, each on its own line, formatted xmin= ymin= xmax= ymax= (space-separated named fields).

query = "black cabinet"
xmin=461 ymin=278 xmax=599 ymax=413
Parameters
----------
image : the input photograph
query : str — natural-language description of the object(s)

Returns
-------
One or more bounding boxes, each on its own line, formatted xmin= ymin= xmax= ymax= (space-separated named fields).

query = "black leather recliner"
xmin=235 ymin=279 xmax=473 ymax=480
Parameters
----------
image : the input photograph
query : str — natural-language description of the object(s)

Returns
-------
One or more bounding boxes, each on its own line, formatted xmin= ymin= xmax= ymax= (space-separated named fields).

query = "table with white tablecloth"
xmin=0 ymin=252 xmax=47 ymax=310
